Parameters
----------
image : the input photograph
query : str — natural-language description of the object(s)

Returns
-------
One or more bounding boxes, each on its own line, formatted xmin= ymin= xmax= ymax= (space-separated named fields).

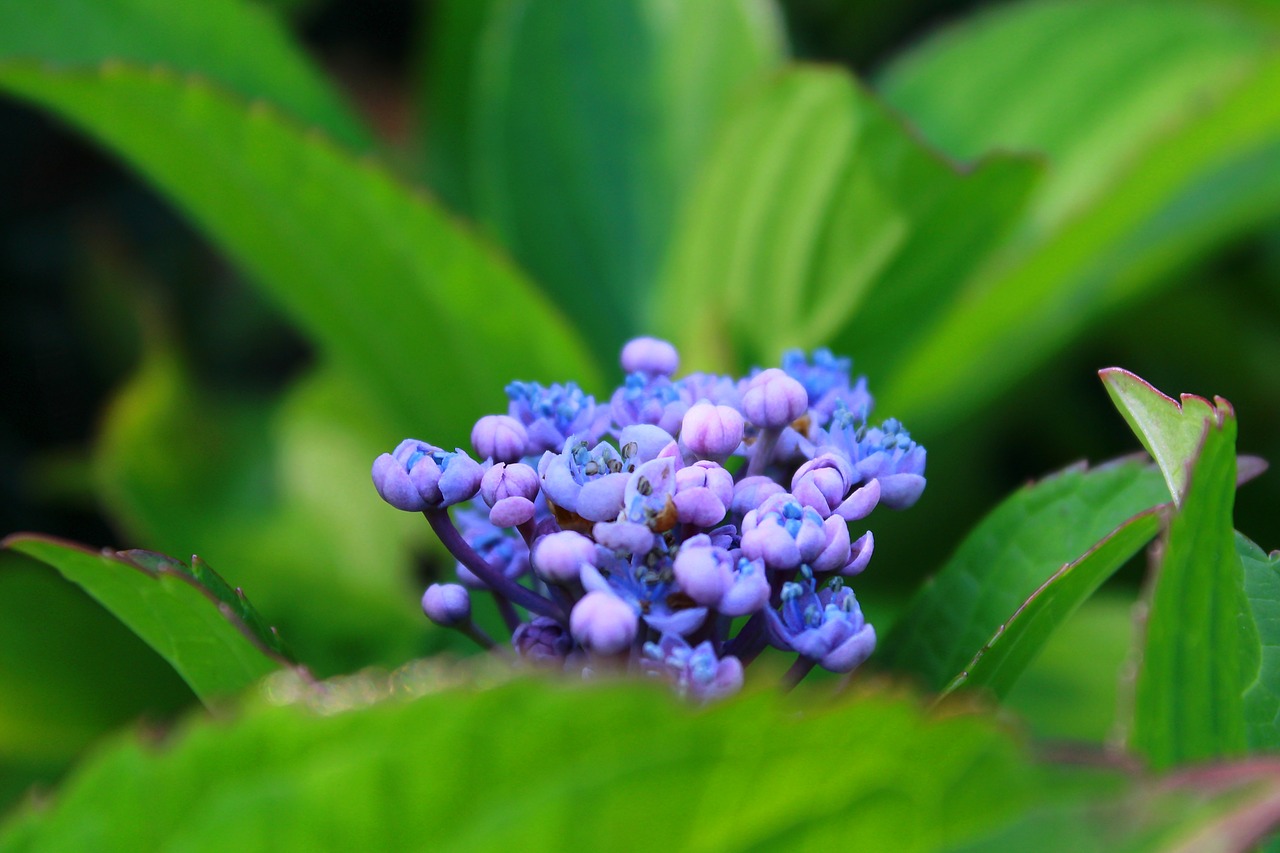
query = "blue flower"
xmin=610 ymin=372 xmax=688 ymax=434
xmin=781 ymin=348 xmax=872 ymax=427
xmin=822 ymin=403 xmax=927 ymax=510
xmin=764 ymin=576 xmax=875 ymax=673
xmin=642 ymin=634 xmax=743 ymax=701
xmin=506 ymin=380 xmax=607 ymax=454
xmin=371 ymin=439 xmax=483 ymax=511
xmin=581 ymin=551 xmax=706 ymax=637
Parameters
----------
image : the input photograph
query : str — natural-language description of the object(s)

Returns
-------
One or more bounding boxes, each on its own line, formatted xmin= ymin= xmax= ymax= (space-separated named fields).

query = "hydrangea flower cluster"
xmin=372 ymin=338 xmax=925 ymax=700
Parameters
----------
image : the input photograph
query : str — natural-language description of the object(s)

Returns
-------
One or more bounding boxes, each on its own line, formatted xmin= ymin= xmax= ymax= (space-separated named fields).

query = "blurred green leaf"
xmin=946 ymin=509 xmax=1161 ymax=700
xmin=950 ymin=762 xmax=1280 ymax=853
xmin=0 ymin=61 xmax=599 ymax=443
xmin=8 ymin=672 xmax=1280 ymax=853
xmin=427 ymin=0 xmax=786 ymax=364
xmin=879 ymin=0 xmax=1265 ymax=233
xmin=1 ymin=535 xmax=289 ymax=704
xmin=657 ymin=66 xmax=1039 ymax=371
xmin=0 ymin=676 xmax=1057 ymax=852
xmin=874 ymin=2 xmax=1280 ymax=428
xmin=0 ymin=552 xmax=192 ymax=797
xmin=1002 ymin=595 xmax=1137 ymax=743
xmin=0 ymin=0 xmax=371 ymax=150
xmin=94 ymin=345 xmax=456 ymax=677
xmin=1239 ymin=532 xmax=1280 ymax=750
xmin=1101 ymin=367 xmax=1222 ymax=505
xmin=1132 ymin=402 xmax=1256 ymax=769
xmin=881 ymin=458 xmax=1169 ymax=691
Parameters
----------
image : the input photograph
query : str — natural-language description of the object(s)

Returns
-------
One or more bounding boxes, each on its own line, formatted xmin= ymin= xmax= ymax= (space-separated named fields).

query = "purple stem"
xmin=462 ymin=622 xmax=496 ymax=650
xmin=781 ymin=656 xmax=816 ymax=692
xmin=493 ymin=593 xmax=521 ymax=634
xmin=746 ymin=427 xmax=780 ymax=478
xmin=725 ymin=612 xmax=767 ymax=664
xmin=424 ymin=508 xmax=565 ymax=623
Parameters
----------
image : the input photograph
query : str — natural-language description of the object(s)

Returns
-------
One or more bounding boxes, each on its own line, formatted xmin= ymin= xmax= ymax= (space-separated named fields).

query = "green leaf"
xmin=1 ymin=536 xmax=290 ymax=704
xmin=1132 ymin=402 xmax=1257 ymax=769
xmin=428 ymin=0 xmax=786 ymax=363
xmin=94 ymin=346 xmax=454 ymax=677
xmin=0 ymin=61 xmax=599 ymax=443
xmin=878 ymin=0 xmax=1265 ymax=233
xmin=874 ymin=2 xmax=1280 ymax=429
xmin=0 ymin=551 xmax=194 ymax=815
xmin=945 ymin=508 xmax=1162 ymax=699
xmin=656 ymin=66 xmax=1039 ymax=372
xmin=881 ymin=457 xmax=1169 ymax=691
xmin=1239 ymin=532 xmax=1280 ymax=750
xmin=950 ymin=762 xmax=1280 ymax=853
xmin=1002 ymin=595 xmax=1139 ymax=742
xmin=0 ymin=676 xmax=1066 ymax=852
xmin=1100 ymin=367 xmax=1222 ymax=504
xmin=0 ymin=0 xmax=371 ymax=150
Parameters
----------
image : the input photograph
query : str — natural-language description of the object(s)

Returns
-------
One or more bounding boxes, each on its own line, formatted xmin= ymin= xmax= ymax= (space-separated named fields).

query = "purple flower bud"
xmin=811 ymin=515 xmax=851 ymax=574
xmin=843 ymin=530 xmax=874 ymax=576
xmin=480 ymin=462 xmax=540 ymax=506
xmin=672 ymin=540 xmax=733 ymax=607
xmin=834 ymin=479 xmax=880 ymax=522
xmin=673 ymin=488 xmax=727 ymax=527
xmin=512 ymin=616 xmax=573 ymax=665
xmin=489 ymin=496 xmax=536 ymax=527
xmin=742 ymin=368 xmax=808 ymax=429
xmin=421 ymin=583 xmax=471 ymax=627
xmin=718 ymin=557 xmax=771 ymax=616
xmin=592 ymin=520 xmax=657 ymax=555
xmin=372 ymin=439 xmax=483 ymax=511
xmin=532 ymin=530 xmax=597 ymax=584
xmin=791 ymin=454 xmax=855 ymax=519
xmin=570 ymin=591 xmax=638 ymax=655
xmin=621 ymin=336 xmax=680 ymax=377
xmin=740 ymin=494 xmax=827 ymax=570
xmin=471 ymin=414 xmax=528 ymax=463
xmin=681 ymin=401 xmax=744 ymax=459
xmin=731 ymin=476 xmax=786 ymax=515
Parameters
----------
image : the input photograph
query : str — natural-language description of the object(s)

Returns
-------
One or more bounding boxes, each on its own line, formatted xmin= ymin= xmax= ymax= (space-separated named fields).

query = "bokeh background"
xmin=2 ymin=0 xmax=1279 ymax=815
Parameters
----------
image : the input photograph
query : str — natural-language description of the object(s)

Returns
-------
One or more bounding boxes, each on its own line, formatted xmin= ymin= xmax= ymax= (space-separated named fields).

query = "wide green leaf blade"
xmin=0 ymin=0 xmax=371 ymax=149
xmin=0 ymin=676 xmax=1078 ymax=852
xmin=1239 ymin=532 xmax=1280 ymax=751
xmin=1 ymin=535 xmax=290 ymax=704
xmin=1132 ymin=403 xmax=1257 ymax=769
xmin=655 ymin=66 xmax=1039 ymax=372
xmin=945 ymin=508 xmax=1162 ymax=699
xmin=879 ymin=0 xmax=1265 ymax=234
xmin=873 ymin=2 xmax=1280 ymax=428
xmin=9 ymin=673 xmax=1280 ymax=852
xmin=1100 ymin=367 xmax=1220 ymax=505
xmin=428 ymin=0 xmax=786 ymax=364
xmin=0 ymin=62 xmax=600 ymax=442
xmin=880 ymin=457 xmax=1169 ymax=690
xmin=0 ymin=552 xmax=195 ymax=814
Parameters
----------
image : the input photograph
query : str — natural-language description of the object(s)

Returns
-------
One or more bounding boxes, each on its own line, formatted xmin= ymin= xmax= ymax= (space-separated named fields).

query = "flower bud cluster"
xmin=372 ymin=340 xmax=926 ymax=700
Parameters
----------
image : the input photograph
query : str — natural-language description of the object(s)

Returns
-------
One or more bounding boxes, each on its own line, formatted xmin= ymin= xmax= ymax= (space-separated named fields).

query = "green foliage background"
xmin=1 ymin=0 xmax=1280 ymax=849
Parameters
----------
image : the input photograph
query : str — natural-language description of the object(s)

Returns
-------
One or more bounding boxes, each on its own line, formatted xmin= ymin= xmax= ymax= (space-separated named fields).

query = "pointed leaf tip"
xmin=1099 ymin=368 xmax=1234 ymax=506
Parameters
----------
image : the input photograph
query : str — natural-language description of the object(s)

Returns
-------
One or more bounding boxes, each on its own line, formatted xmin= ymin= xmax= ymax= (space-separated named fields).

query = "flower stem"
xmin=746 ymin=427 xmax=780 ymax=478
xmin=781 ymin=657 xmax=816 ymax=692
xmin=424 ymin=508 xmax=565 ymax=623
